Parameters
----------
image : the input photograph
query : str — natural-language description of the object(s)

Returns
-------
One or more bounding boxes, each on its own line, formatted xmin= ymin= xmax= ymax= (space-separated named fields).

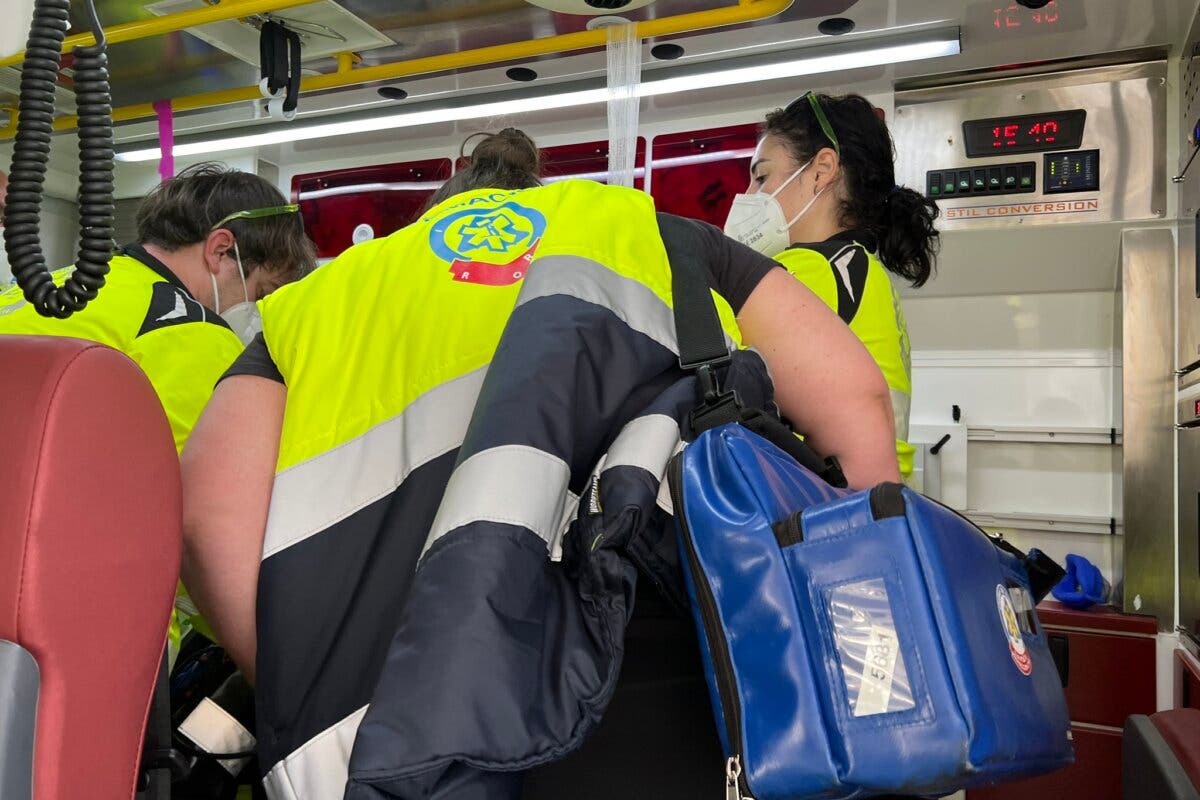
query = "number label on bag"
xmin=855 ymin=626 xmax=901 ymax=716
xmin=830 ymin=579 xmax=916 ymax=717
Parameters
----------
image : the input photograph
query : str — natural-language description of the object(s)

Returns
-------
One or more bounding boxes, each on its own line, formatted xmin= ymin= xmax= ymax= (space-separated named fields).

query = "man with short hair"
xmin=0 ymin=161 xmax=314 ymax=660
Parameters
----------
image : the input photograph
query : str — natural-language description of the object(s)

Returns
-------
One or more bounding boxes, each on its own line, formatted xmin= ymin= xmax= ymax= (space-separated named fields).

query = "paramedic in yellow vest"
xmin=0 ymin=162 xmax=314 ymax=660
xmin=725 ymin=92 xmax=940 ymax=480
xmin=178 ymin=126 xmax=900 ymax=684
xmin=178 ymin=127 xmax=901 ymax=799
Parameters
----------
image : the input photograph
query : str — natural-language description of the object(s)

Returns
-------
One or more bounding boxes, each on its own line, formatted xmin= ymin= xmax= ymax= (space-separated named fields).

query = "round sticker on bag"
xmin=996 ymin=584 xmax=1032 ymax=676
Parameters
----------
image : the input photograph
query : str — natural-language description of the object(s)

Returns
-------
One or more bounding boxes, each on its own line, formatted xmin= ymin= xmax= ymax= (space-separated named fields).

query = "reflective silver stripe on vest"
xmin=518 ymin=255 xmax=680 ymax=354
xmin=520 ymin=254 xmax=737 ymax=354
xmin=422 ymin=444 xmax=572 ymax=558
xmin=891 ymin=388 xmax=911 ymax=442
xmin=602 ymin=414 xmax=681 ymax=480
xmin=262 ymin=367 xmax=487 ymax=560
xmin=262 ymin=706 xmax=367 ymax=800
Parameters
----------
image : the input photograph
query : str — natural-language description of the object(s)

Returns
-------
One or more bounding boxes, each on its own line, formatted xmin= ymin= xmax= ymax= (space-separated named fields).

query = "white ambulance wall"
xmin=905 ymin=279 xmax=1123 ymax=583
xmin=0 ymin=134 xmax=259 ymax=202
xmin=112 ymin=155 xmax=260 ymax=200
xmin=39 ymin=195 xmax=81 ymax=271
xmin=0 ymin=135 xmax=257 ymax=278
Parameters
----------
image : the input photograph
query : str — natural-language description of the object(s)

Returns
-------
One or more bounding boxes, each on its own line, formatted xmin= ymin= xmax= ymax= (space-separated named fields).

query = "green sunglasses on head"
xmin=209 ymin=203 xmax=301 ymax=232
xmin=783 ymin=91 xmax=841 ymax=157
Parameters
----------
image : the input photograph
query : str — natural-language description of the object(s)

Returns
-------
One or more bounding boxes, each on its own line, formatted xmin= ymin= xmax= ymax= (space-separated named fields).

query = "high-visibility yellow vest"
xmin=0 ymin=250 xmax=243 ymax=452
xmin=775 ymin=240 xmax=914 ymax=478
xmin=260 ymin=180 xmax=741 ymax=475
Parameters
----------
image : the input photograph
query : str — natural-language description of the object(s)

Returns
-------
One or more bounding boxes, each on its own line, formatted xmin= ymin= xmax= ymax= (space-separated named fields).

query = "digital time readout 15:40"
xmin=992 ymin=119 xmax=1059 ymax=148
xmin=962 ymin=110 xmax=1086 ymax=158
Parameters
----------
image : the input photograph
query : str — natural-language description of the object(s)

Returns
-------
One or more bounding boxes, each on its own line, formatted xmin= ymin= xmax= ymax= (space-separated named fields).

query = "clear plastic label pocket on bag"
xmin=827 ymin=578 xmax=916 ymax=717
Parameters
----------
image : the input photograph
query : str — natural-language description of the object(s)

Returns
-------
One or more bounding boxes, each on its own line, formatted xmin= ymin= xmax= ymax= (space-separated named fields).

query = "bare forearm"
xmin=180 ymin=376 xmax=285 ymax=684
xmin=180 ymin=520 xmax=264 ymax=683
xmin=738 ymin=269 xmax=901 ymax=489
xmin=798 ymin=377 xmax=899 ymax=489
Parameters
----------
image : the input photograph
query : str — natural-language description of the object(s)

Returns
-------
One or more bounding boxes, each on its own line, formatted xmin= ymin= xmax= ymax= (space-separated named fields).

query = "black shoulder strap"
xmin=669 ymin=231 xmax=731 ymax=371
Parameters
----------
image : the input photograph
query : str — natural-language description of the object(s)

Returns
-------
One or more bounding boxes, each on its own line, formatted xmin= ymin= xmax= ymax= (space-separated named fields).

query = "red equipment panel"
xmin=649 ymin=124 xmax=760 ymax=227
xmin=292 ymin=158 xmax=452 ymax=259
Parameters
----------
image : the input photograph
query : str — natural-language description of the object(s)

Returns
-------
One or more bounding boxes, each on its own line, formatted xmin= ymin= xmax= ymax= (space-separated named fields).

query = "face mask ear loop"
xmin=210 ymin=273 xmax=221 ymax=315
xmin=783 ymin=184 xmax=827 ymax=231
xmin=768 ymin=157 xmax=813 ymax=201
xmin=233 ymin=241 xmax=250 ymax=305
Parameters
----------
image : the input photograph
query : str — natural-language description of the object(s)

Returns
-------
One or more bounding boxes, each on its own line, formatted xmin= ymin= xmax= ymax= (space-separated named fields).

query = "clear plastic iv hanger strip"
xmin=606 ymin=22 xmax=642 ymax=188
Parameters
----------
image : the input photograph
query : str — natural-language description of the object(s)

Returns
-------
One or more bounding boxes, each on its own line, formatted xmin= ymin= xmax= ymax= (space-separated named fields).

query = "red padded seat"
xmin=0 ymin=335 xmax=181 ymax=799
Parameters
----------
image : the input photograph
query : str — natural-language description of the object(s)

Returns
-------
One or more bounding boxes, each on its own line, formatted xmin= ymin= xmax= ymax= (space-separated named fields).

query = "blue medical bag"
xmin=668 ymin=424 xmax=1074 ymax=800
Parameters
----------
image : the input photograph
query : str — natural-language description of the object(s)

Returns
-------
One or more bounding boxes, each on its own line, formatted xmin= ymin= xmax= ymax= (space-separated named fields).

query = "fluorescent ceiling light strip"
xmin=117 ymin=32 xmax=959 ymax=163
xmin=117 ymin=87 xmax=609 ymax=161
xmin=638 ymin=38 xmax=960 ymax=98
xmin=296 ymin=148 xmax=754 ymax=197
xmin=650 ymin=147 xmax=757 ymax=169
xmin=297 ymin=180 xmax=448 ymax=199
xmin=543 ymin=167 xmax=646 ymax=183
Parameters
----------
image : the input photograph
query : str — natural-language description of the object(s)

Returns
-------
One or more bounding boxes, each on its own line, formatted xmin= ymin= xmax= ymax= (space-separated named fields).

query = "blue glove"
xmin=1051 ymin=554 xmax=1110 ymax=609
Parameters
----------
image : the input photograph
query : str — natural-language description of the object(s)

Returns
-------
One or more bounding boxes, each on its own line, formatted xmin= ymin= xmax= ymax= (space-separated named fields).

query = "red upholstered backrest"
xmin=1153 ymin=708 xmax=1200 ymax=791
xmin=0 ymin=335 xmax=181 ymax=800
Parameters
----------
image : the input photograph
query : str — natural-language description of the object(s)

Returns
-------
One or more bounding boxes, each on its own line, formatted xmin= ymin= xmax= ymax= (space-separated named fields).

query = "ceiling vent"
xmin=144 ymin=0 xmax=394 ymax=66
xmin=524 ymin=0 xmax=655 ymax=15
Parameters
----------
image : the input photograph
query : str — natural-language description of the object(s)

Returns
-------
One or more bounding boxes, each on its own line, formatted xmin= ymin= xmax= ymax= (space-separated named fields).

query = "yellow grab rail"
xmin=0 ymin=0 xmax=322 ymax=70
xmin=6 ymin=0 xmax=791 ymax=138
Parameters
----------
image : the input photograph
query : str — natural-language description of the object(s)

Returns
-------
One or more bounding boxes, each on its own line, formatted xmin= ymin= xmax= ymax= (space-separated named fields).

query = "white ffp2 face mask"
xmin=723 ymin=158 xmax=825 ymax=257
xmin=221 ymin=301 xmax=263 ymax=345
xmin=210 ymin=241 xmax=263 ymax=345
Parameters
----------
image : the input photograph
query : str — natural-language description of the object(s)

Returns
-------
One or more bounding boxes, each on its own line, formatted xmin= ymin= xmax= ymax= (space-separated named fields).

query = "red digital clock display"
xmin=992 ymin=119 xmax=1060 ymax=148
xmin=967 ymin=0 xmax=1083 ymax=42
xmin=962 ymin=110 xmax=1087 ymax=158
xmin=994 ymin=1 xmax=1059 ymax=30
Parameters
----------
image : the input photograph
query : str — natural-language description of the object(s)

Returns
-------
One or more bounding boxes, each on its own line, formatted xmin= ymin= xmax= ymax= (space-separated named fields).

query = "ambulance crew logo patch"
xmin=996 ymin=584 xmax=1032 ymax=676
xmin=429 ymin=198 xmax=547 ymax=286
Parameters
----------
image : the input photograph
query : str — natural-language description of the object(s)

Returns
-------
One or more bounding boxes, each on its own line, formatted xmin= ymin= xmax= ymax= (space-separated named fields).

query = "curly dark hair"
xmin=764 ymin=94 xmax=939 ymax=287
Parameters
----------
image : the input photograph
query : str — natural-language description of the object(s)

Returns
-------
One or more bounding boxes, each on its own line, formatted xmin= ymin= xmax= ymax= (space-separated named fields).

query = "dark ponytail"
xmin=426 ymin=127 xmax=543 ymax=208
xmin=878 ymin=186 xmax=939 ymax=287
xmin=763 ymin=94 xmax=940 ymax=287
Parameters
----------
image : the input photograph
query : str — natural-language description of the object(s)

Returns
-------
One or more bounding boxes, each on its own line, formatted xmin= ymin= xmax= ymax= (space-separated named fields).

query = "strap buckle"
xmin=689 ymin=360 xmax=743 ymax=436
xmin=1023 ymin=548 xmax=1067 ymax=604
xmin=679 ymin=350 xmax=732 ymax=377
xmin=693 ymin=360 xmax=729 ymax=404
xmin=987 ymin=536 xmax=1066 ymax=604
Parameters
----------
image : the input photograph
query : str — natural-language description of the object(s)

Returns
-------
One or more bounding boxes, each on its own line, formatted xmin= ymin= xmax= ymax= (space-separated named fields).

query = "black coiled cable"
xmin=3 ymin=0 xmax=114 ymax=318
